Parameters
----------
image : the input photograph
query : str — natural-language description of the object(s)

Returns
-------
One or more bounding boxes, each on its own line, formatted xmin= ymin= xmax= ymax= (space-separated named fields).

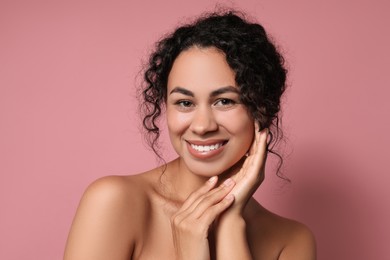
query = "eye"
xmin=174 ymin=100 xmax=194 ymax=111
xmin=214 ymin=98 xmax=236 ymax=107
xmin=176 ymin=100 xmax=193 ymax=107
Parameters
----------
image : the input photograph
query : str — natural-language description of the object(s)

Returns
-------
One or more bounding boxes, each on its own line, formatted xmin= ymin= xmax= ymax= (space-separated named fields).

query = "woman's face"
xmin=166 ymin=47 xmax=255 ymax=177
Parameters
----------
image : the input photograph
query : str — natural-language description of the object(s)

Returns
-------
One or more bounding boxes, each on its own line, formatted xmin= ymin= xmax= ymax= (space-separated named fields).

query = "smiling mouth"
xmin=190 ymin=143 xmax=224 ymax=152
xmin=188 ymin=140 xmax=228 ymax=152
xmin=186 ymin=140 xmax=227 ymax=159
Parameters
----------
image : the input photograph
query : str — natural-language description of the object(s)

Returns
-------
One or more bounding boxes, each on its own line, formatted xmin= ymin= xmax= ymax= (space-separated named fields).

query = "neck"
xmin=162 ymin=157 xmax=244 ymax=204
xmin=162 ymin=158 xmax=207 ymax=203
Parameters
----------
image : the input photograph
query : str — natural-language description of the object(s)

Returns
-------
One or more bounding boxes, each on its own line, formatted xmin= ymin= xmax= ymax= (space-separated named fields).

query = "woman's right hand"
xmin=170 ymin=176 xmax=235 ymax=260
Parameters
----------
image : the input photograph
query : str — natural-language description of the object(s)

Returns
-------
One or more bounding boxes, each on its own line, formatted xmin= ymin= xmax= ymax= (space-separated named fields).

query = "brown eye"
xmin=214 ymin=98 xmax=236 ymax=107
xmin=177 ymin=100 xmax=193 ymax=107
xmin=174 ymin=100 xmax=195 ymax=112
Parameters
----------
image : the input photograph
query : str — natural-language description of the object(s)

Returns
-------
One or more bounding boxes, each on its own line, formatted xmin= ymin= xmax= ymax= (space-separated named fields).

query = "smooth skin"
xmin=64 ymin=47 xmax=316 ymax=260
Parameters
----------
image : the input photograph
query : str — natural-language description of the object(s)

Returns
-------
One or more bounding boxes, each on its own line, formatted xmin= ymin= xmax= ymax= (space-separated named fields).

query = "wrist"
xmin=215 ymin=213 xmax=252 ymax=260
xmin=217 ymin=213 xmax=246 ymax=231
xmin=220 ymin=204 xmax=244 ymax=219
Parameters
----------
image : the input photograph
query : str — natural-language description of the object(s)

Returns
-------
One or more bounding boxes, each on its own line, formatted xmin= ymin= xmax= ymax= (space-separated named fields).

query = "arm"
xmin=170 ymin=176 xmax=236 ymax=260
xmin=216 ymin=124 xmax=268 ymax=260
xmin=215 ymin=214 xmax=252 ymax=259
xmin=64 ymin=176 xmax=138 ymax=260
xmin=216 ymin=124 xmax=317 ymax=260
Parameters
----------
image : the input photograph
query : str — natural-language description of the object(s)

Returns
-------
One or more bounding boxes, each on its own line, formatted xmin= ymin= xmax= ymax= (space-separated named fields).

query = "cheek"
xmin=166 ymin=109 xmax=192 ymax=138
xmin=236 ymin=118 xmax=255 ymax=145
xmin=219 ymin=110 xmax=254 ymax=134
xmin=218 ymin=110 xmax=255 ymax=149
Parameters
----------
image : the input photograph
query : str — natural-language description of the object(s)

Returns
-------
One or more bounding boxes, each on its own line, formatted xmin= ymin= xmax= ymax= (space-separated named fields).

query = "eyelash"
xmin=174 ymin=98 xmax=237 ymax=110
xmin=175 ymin=100 xmax=193 ymax=108
xmin=214 ymin=98 xmax=236 ymax=107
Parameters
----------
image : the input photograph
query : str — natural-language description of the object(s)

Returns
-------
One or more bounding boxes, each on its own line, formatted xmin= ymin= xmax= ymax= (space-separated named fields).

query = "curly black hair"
xmin=140 ymin=10 xmax=287 ymax=178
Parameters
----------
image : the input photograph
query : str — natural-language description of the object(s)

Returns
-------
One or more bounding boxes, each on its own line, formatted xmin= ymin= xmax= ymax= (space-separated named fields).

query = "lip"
xmin=186 ymin=139 xmax=227 ymax=159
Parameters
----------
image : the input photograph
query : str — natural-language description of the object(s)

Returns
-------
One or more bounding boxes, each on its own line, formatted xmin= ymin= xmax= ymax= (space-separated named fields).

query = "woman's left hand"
xmin=225 ymin=122 xmax=268 ymax=215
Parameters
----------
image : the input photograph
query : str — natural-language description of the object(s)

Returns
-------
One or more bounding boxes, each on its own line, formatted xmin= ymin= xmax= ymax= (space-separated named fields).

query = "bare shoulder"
xmin=245 ymin=199 xmax=316 ymax=260
xmin=82 ymin=174 xmax=149 ymax=207
xmin=278 ymin=219 xmax=316 ymax=260
xmin=64 ymin=173 xmax=154 ymax=260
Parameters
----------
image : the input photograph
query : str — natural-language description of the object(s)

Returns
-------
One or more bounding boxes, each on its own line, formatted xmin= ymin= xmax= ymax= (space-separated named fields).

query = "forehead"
xmin=167 ymin=47 xmax=237 ymax=92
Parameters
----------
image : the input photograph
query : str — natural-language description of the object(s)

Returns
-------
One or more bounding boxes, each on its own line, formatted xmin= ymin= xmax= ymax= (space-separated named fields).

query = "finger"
xmin=180 ymin=176 xmax=218 ymax=212
xmin=256 ymin=128 xmax=268 ymax=160
xmin=188 ymin=178 xmax=235 ymax=219
xmin=248 ymin=122 xmax=261 ymax=155
xmin=248 ymin=129 xmax=268 ymax=178
xmin=235 ymin=122 xmax=260 ymax=172
xmin=172 ymin=177 xmax=219 ymax=225
xmin=180 ymin=178 xmax=234 ymax=218
xmin=199 ymin=194 xmax=235 ymax=225
xmin=236 ymin=128 xmax=268 ymax=183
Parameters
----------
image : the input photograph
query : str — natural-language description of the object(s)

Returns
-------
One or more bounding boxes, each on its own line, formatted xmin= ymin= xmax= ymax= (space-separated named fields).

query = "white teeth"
xmin=191 ymin=143 xmax=223 ymax=152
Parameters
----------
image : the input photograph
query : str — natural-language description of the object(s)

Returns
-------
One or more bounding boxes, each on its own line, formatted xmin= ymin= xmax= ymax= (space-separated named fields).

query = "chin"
xmin=182 ymin=154 xmax=244 ymax=178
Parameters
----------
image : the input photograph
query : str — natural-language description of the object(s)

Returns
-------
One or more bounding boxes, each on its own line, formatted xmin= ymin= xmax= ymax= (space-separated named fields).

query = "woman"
xmin=64 ymin=11 xmax=316 ymax=260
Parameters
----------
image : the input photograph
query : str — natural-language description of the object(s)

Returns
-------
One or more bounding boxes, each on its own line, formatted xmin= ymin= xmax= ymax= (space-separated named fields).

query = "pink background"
xmin=1 ymin=0 xmax=389 ymax=259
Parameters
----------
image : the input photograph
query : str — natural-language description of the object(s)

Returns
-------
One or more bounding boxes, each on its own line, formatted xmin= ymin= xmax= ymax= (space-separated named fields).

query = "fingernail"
xmin=225 ymin=194 xmax=234 ymax=201
xmin=209 ymin=176 xmax=217 ymax=183
xmin=223 ymin=178 xmax=233 ymax=186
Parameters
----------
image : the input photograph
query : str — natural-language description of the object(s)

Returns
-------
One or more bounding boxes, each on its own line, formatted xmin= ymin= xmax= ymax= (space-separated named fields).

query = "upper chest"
xmin=132 ymin=189 xmax=177 ymax=260
xmin=133 ymin=202 xmax=286 ymax=260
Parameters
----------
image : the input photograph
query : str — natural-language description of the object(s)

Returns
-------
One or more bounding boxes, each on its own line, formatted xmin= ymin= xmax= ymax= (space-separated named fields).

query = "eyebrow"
xmin=169 ymin=86 xmax=240 ymax=97
xmin=169 ymin=87 xmax=194 ymax=97
xmin=210 ymin=86 xmax=240 ymax=97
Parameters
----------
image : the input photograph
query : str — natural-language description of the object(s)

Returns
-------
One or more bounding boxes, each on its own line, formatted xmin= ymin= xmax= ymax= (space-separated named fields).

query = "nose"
xmin=189 ymin=106 xmax=218 ymax=135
